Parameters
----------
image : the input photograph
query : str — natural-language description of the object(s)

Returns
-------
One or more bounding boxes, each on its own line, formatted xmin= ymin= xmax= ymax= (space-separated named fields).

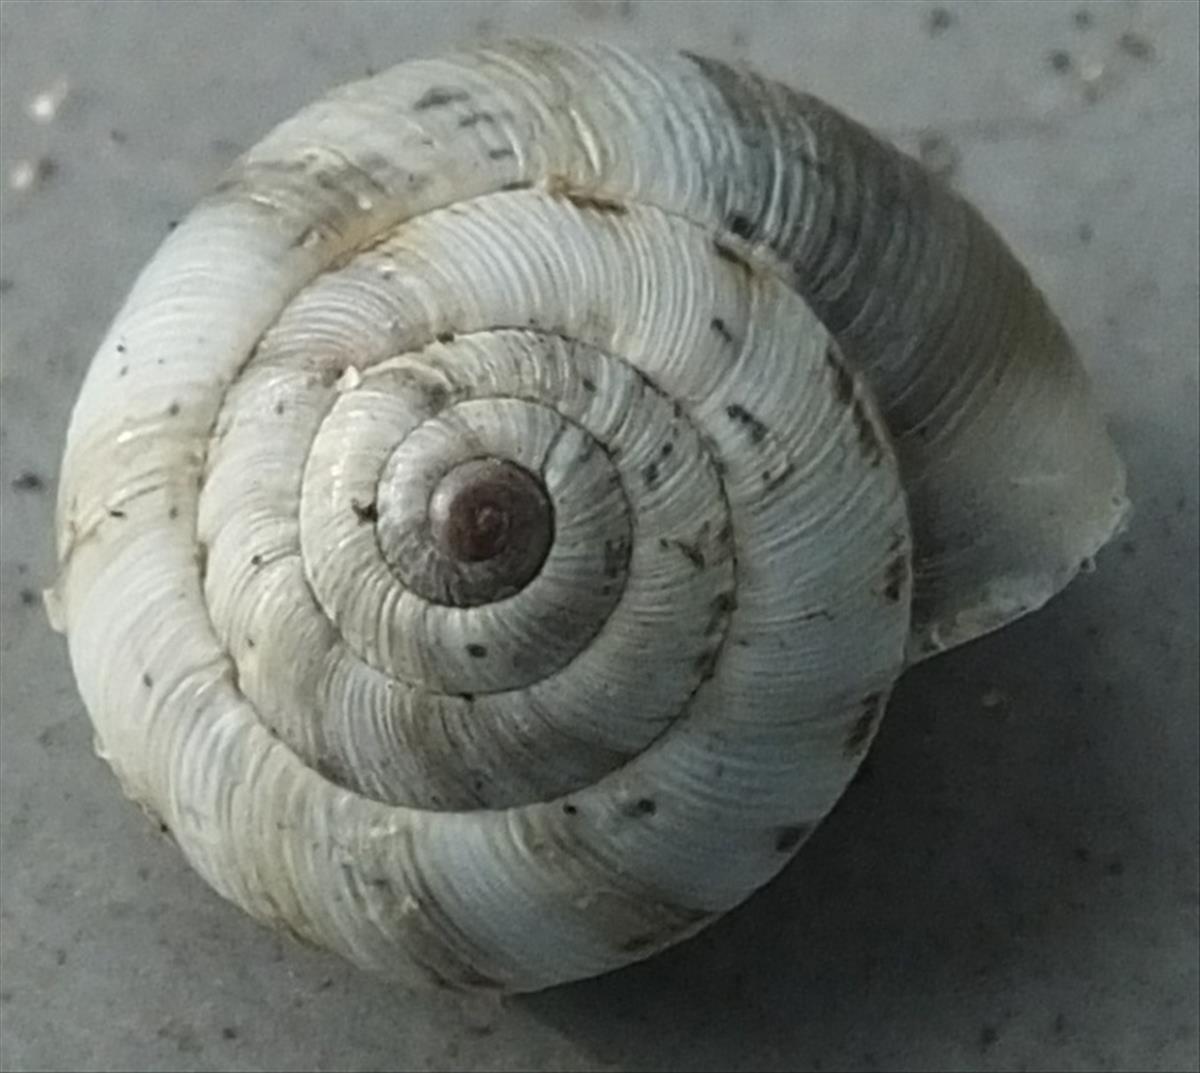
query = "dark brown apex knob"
xmin=430 ymin=458 xmax=553 ymax=570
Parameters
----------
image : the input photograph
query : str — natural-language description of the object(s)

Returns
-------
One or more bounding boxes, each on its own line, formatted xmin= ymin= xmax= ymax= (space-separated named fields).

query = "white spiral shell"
xmin=47 ymin=40 xmax=1128 ymax=992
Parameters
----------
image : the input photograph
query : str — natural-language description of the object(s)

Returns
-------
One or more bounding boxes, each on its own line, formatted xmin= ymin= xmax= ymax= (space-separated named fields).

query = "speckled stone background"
xmin=1 ymin=2 xmax=1197 ymax=1071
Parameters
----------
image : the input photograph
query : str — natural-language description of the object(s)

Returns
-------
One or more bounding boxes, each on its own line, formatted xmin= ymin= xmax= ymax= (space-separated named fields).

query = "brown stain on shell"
xmin=852 ymin=397 xmax=884 ymax=466
xmin=413 ymin=86 xmax=471 ymax=111
xmin=693 ymin=647 xmax=720 ymax=680
xmin=351 ymin=499 xmax=379 ymax=524
xmin=775 ymin=823 xmax=812 ymax=853
xmin=826 ymin=345 xmax=855 ymax=407
xmin=544 ymin=174 xmax=628 ymax=215
xmin=844 ymin=692 xmax=886 ymax=757
xmin=725 ymin=403 xmax=768 ymax=445
xmin=883 ymin=552 xmax=909 ymax=602
xmin=824 ymin=344 xmax=885 ymax=466
xmin=659 ymin=535 xmax=705 ymax=570
xmin=602 ymin=536 xmax=631 ymax=579
xmin=710 ymin=316 xmax=734 ymax=345
xmin=712 ymin=240 xmax=754 ymax=276
xmin=707 ymin=591 xmax=736 ymax=634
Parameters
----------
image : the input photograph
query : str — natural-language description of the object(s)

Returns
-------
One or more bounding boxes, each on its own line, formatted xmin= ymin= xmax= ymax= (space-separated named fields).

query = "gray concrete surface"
xmin=1 ymin=1 xmax=1197 ymax=1070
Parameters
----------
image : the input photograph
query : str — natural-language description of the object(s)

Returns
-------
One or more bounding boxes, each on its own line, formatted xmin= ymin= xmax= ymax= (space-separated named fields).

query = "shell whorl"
xmin=49 ymin=40 xmax=1126 ymax=992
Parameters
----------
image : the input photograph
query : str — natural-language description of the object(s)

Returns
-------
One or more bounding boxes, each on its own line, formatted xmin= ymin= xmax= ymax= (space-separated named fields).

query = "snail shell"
xmin=47 ymin=40 xmax=1128 ymax=992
